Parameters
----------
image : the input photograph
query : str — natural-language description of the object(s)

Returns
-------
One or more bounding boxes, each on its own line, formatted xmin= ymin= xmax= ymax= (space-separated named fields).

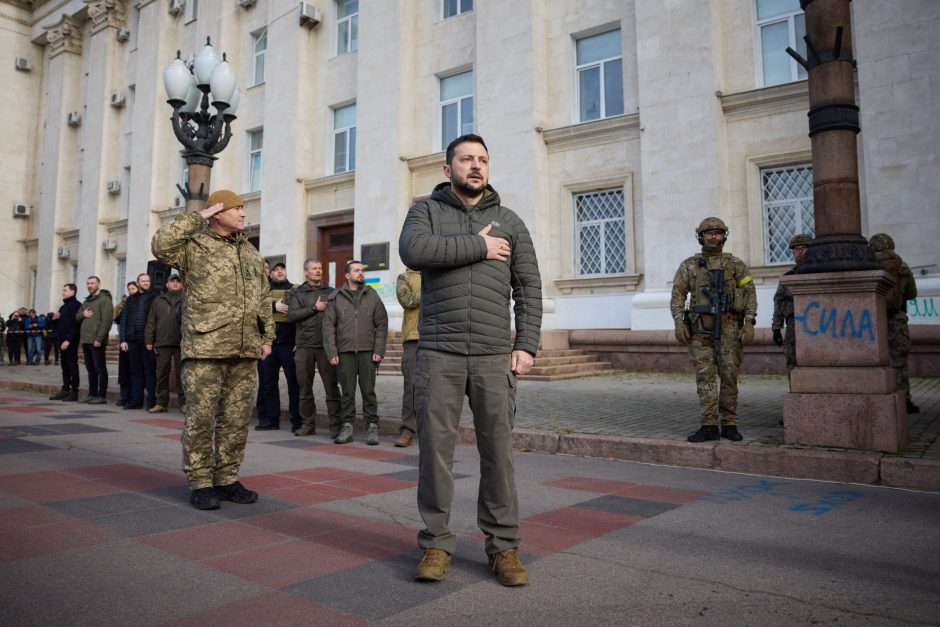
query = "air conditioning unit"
xmin=14 ymin=57 xmax=31 ymax=71
xmin=67 ymin=111 xmax=82 ymax=127
xmin=116 ymin=28 xmax=130 ymax=42
xmin=110 ymin=90 xmax=126 ymax=108
xmin=238 ymin=0 xmax=257 ymax=7
xmin=102 ymin=239 xmax=118 ymax=252
xmin=57 ymin=246 xmax=71 ymax=259
xmin=107 ymin=180 xmax=122 ymax=194
xmin=168 ymin=0 xmax=184 ymax=16
xmin=299 ymin=1 xmax=321 ymax=28
xmin=12 ymin=202 xmax=30 ymax=217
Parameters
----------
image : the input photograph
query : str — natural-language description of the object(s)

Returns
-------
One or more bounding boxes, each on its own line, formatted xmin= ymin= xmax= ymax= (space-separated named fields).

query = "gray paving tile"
xmin=47 ymin=491 xmax=169 ymax=520
xmin=265 ymin=439 xmax=329 ymax=449
xmin=92 ymin=504 xmax=216 ymax=537
xmin=381 ymin=468 xmax=470 ymax=483
xmin=577 ymin=494 xmax=681 ymax=518
xmin=0 ymin=439 xmax=59 ymax=454
xmin=380 ymin=455 xmax=421 ymax=468
xmin=38 ymin=423 xmax=117 ymax=435
xmin=142 ymin=484 xmax=300 ymax=520
xmin=0 ymin=425 xmax=62 ymax=437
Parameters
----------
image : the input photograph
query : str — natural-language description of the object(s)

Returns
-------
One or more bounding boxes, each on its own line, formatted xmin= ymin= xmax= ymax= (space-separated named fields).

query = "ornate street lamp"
xmin=163 ymin=37 xmax=239 ymax=211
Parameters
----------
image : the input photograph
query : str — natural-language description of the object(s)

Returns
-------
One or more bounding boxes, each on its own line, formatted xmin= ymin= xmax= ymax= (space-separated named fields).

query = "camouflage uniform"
xmin=870 ymin=234 xmax=918 ymax=411
xmin=670 ymin=219 xmax=757 ymax=430
xmin=151 ymin=207 xmax=274 ymax=490
xmin=772 ymin=234 xmax=812 ymax=372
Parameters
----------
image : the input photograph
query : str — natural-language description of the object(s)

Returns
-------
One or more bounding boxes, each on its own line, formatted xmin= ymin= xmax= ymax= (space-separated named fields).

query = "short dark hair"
xmin=344 ymin=259 xmax=363 ymax=273
xmin=136 ymin=273 xmax=150 ymax=282
xmin=87 ymin=275 xmax=101 ymax=283
xmin=64 ymin=283 xmax=77 ymax=293
xmin=445 ymin=133 xmax=488 ymax=166
xmin=127 ymin=281 xmax=138 ymax=289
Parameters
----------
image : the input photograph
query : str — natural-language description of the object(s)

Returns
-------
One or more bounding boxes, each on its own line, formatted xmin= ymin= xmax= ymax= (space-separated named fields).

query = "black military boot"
xmin=190 ymin=487 xmax=220 ymax=510
xmin=216 ymin=481 xmax=258 ymax=504
xmin=49 ymin=388 xmax=69 ymax=401
xmin=687 ymin=425 xmax=720 ymax=443
xmin=721 ymin=425 xmax=744 ymax=441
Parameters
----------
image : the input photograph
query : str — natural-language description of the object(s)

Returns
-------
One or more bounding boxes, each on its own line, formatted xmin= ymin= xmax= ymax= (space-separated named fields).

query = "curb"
xmin=3 ymin=378 xmax=938 ymax=492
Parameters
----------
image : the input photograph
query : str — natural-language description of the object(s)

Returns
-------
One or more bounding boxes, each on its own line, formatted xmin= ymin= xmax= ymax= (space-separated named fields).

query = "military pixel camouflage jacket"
xmin=670 ymin=252 xmax=757 ymax=329
xmin=151 ymin=211 xmax=274 ymax=360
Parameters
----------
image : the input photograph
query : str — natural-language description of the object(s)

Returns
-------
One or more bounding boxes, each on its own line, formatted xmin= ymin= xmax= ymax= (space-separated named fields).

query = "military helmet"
xmin=869 ymin=233 xmax=895 ymax=252
xmin=695 ymin=217 xmax=728 ymax=245
xmin=789 ymin=233 xmax=812 ymax=249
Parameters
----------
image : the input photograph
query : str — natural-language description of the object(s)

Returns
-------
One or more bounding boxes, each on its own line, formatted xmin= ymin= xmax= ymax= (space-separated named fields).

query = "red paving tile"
xmin=241 ymin=507 xmax=366 ymax=539
xmin=518 ymin=521 xmax=589 ymax=555
xmin=164 ymin=591 xmax=366 ymax=627
xmin=131 ymin=418 xmax=185 ymax=429
xmin=266 ymin=484 xmax=344 ymax=505
xmin=69 ymin=464 xmax=153 ymax=480
xmin=279 ymin=467 xmax=368 ymax=482
xmin=238 ymin=473 xmax=310 ymax=491
xmin=615 ymin=484 xmax=707 ymax=504
xmin=68 ymin=464 xmax=180 ymax=490
xmin=0 ymin=470 xmax=83 ymax=488
xmin=141 ymin=521 xmax=289 ymax=561
xmin=525 ymin=507 xmax=643 ymax=536
xmin=0 ymin=471 xmax=123 ymax=503
xmin=310 ymin=519 xmax=416 ymax=559
xmin=0 ymin=517 xmax=118 ymax=561
xmin=301 ymin=483 xmax=370 ymax=500
xmin=3 ymin=405 xmax=51 ymax=414
xmin=0 ymin=505 xmax=76 ymax=532
xmin=205 ymin=538 xmax=369 ymax=588
xmin=157 ymin=433 xmax=182 ymax=441
xmin=0 ymin=397 xmax=35 ymax=404
xmin=316 ymin=446 xmax=412 ymax=461
xmin=544 ymin=476 xmax=638 ymax=494
xmin=331 ymin=475 xmax=415 ymax=495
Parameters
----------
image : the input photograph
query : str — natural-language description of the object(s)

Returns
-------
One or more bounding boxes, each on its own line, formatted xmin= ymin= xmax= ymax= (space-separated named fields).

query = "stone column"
xmin=35 ymin=15 xmax=83 ymax=309
xmin=780 ymin=0 xmax=905 ymax=452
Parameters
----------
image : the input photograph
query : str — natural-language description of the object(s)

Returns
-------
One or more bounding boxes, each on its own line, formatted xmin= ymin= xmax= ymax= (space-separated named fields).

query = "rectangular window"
xmin=116 ymin=258 xmax=126 ymax=298
xmin=121 ymin=166 xmax=131 ymax=219
xmin=761 ymin=164 xmax=815 ymax=264
xmin=248 ymin=129 xmax=263 ymax=192
xmin=440 ymin=70 xmax=473 ymax=150
xmin=443 ymin=0 xmax=473 ymax=19
xmin=185 ymin=0 xmax=198 ymax=23
xmin=757 ymin=0 xmax=807 ymax=86
xmin=337 ymin=0 xmax=359 ymax=54
xmin=124 ymin=85 xmax=135 ymax=134
xmin=251 ymin=29 xmax=266 ymax=86
xmin=575 ymin=189 xmax=626 ymax=276
xmin=576 ymin=29 xmax=624 ymax=122
xmin=333 ymin=103 xmax=357 ymax=174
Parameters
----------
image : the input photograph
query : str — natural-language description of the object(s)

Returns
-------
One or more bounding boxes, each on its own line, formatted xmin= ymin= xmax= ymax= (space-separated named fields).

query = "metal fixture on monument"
xmin=162 ymin=37 xmax=240 ymax=211
xmin=779 ymin=0 xmax=906 ymax=454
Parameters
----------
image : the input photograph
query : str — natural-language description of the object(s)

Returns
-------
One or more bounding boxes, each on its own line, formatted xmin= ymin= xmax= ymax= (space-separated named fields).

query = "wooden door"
xmin=319 ymin=224 xmax=355 ymax=288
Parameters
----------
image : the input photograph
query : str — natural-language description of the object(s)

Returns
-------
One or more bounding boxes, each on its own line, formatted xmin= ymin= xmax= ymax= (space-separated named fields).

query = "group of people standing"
xmin=0 ymin=308 xmax=62 ymax=366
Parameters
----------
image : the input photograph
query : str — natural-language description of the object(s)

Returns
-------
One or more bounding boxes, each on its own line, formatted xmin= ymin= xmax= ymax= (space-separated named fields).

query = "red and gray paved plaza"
xmin=0 ymin=365 xmax=939 ymax=624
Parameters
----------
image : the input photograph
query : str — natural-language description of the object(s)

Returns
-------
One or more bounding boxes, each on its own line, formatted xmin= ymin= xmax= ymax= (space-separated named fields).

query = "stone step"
xmin=532 ymin=354 xmax=599 ymax=367
xmin=524 ymin=361 xmax=614 ymax=377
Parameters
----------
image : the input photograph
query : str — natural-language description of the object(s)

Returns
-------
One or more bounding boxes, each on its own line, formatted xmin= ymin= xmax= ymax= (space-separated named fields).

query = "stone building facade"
xmin=1 ymin=0 xmax=937 ymax=331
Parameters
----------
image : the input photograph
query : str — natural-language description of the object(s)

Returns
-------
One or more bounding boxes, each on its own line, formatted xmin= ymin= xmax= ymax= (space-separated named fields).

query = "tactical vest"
xmin=687 ymin=253 xmax=745 ymax=333
xmin=876 ymin=250 xmax=907 ymax=314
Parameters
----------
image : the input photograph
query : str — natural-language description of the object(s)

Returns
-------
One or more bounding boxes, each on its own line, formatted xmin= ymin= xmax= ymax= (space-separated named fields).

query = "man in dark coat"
xmin=399 ymin=134 xmax=543 ymax=587
xmin=119 ymin=273 xmax=157 ymax=410
xmin=49 ymin=283 xmax=82 ymax=401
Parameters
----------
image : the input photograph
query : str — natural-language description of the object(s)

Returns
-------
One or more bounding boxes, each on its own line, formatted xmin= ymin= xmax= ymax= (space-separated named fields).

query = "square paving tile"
xmin=141 ymin=484 xmax=300 ymax=520
xmin=518 ymin=520 xmax=591 ymax=554
xmin=140 ymin=520 xmax=290 ymax=560
xmin=205 ymin=538 xmax=369 ymax=588
xmin=48 ymin=491 xmax=170 ymax=520
xmin=0 ymin=439 xmax=59 ymax=454
xmin=305 ymin=519 xmax=418 ymax=560
xmin=3 ymin=406 xmax=52 ymax=414
xmin=279 ymin=467 xmax=365 ymax=482
xmin=68 ymin=464 xmax=180 ymax=490
xmin=378 ymin=455 xmax=421 ymax=468
xmin=614 ymin=484 xmax=707 ymax=504
xmin=576 ymin=494 xmax=681 ymax=518
xmin=265 ymin=484 xmax=350 ymax=505
xmin=0 ymin=505 xmax=76 ymax=532
xmin=0 ymin=425 xmax=62 ymax=437
xmin=0 ymin=516 xmax=118 ymax=561
xmin=46 ymin=412 xmax=107 ymax=420
xmin=131 ymin=418 xmax=185 ymax=429
xmin=0 ymin=396 xmax=35 ymax=404
xmin=166 ymin=591 xmax=366 ymax=627
xmin=40 ymin=423 xmax=117 ymax=435
xmin=380 ymin=468 xmax=470 ymax=483
xmin=240 ymin=506 xmax=367 ymax=539
xmin=318 ymin=446 xmax=412 ymax=461
xmin=329 ymin=475 xmax=415 ymax=495
xmin=91 ymin=503 xmax=218 ymax=537
xmin=264 ymin=439 xmax=327 ymax=449
xmin=543 ymin=476 xmax=637 ymax=493
xmin=525 ymin=506 xmax=643 ymax=536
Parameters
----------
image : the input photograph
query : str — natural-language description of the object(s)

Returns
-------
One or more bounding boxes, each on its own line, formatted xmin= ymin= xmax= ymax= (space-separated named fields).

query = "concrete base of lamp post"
xmin=780 ymin=270 xmax=908 ymax=453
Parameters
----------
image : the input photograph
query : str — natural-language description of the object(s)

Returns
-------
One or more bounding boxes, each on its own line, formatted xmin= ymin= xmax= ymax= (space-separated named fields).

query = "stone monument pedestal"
xmin=780 ymin=270 xmax=907 ymax=453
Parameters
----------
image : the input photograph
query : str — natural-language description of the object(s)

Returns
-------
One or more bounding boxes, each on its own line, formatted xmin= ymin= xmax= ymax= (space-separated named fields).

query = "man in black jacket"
xmin=49 ymin=283 xmax=82 ymax=401
xmin=399 ymin=134 xmax=543 ymax=587
xmin=120 ymin=273 xmax=157 ymax=410
xmin=256 ymin=262 xmax=301 ymax=431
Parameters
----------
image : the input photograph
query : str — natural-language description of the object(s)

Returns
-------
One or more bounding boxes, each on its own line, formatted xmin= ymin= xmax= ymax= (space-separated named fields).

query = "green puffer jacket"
xmin=145 ymin=289 xmax=184 ymax=348
xmin=76 ymin=289 xmax=113 ymax=346
xmin=286 ymin=282 xmax=334 ymax=348
xmin=398 ymin=182 xmax=543 ymax=356
xmin=151 ymin=211 xmax=274 ymax=360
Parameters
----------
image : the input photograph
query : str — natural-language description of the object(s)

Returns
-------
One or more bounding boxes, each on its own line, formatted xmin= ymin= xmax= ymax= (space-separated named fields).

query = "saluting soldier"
xmin=152 ymin=190 xmax=274 ymax=511
xmin=670 ymin=217 xmax=757 ymax=443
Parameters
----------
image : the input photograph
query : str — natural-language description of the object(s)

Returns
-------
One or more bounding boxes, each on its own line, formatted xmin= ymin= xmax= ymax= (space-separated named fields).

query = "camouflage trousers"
xmin=689 ymin=324 xmax=743 ymax=426
xmin=888 ymin=314 xmax=912 ymax=402
xmin=180 ymin=357 xmax=257 ymax=490
xmin=783 ymin=321 xmax=796 ymax=372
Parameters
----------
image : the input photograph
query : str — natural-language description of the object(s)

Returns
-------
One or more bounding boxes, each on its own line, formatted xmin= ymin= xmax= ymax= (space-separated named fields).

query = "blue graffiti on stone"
xmin=794 ymin=302 xmax=876 ymax=342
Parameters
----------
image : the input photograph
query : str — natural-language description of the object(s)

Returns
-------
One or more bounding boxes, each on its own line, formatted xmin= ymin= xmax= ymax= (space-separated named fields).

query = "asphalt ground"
xmin=0 ymin=387 xmax=938 ymax=625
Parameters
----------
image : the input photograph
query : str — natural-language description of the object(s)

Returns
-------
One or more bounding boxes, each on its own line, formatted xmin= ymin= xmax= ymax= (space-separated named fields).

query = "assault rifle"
xmin=693 ymin=262 xmax=732 ymax=363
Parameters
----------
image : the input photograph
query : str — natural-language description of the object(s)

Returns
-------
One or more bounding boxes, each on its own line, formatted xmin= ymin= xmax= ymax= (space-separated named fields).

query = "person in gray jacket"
xmin=288 ymin=259 xmax=341 ymax=438
xmin=399 ymin=134 xmax=543 ymax=587
xmin=323 ymin=260 xmax=388 ymax=445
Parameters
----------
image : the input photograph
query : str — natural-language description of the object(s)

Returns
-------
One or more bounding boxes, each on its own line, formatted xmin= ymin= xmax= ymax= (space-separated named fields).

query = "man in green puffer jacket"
xmin=399 ymin=134 xmax=543 ymax=588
